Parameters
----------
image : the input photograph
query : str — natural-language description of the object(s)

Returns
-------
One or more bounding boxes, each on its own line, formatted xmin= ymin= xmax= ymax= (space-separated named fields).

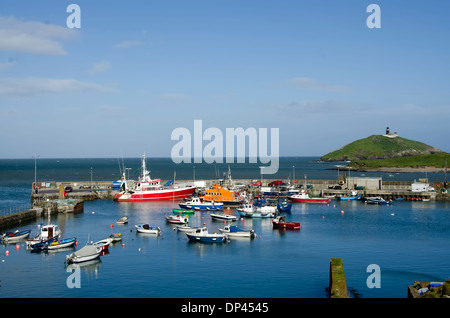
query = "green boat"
xmin=172 ymin=208 xmax=195 ymax=214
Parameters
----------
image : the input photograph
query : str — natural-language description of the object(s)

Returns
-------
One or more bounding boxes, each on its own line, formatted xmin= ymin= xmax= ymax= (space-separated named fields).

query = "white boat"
xmin=116 ymin=216 xmax=128 ymax=224
xmin=176 ymin=225 xmax=201 ymax=233
xmin=26 ymin=224 xmax=62 ymax=247
xmin=210 ymin=213 xmax=238 ymax=221
xmin=236 ymin=203 xmax=277 ymax=218
xmin=179 ymin=197 xmax=223 ymax=211
xmin=185 ymin=227 xmax=228 ymax=243
xmin=219 ymin=225 xmax=257 ymax=239
xmin=1 ymin=229 xmax=31 ymax=243
xmin=108 ymin=233 xmax=122 ymax=242
xmin=135 ymin=224 xmax=162 ymax=235
xmin=93 ymin=239 xmax=110 ymax=251
xmin=165 ymin=214 xmax=189 ymax=224
xmin=65 ymin=244 xmax=102 ymax=264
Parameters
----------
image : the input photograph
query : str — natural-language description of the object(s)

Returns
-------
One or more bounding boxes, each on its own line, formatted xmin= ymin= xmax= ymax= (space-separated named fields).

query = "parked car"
xmin=64 ymin=186 xmax=73 ymax=192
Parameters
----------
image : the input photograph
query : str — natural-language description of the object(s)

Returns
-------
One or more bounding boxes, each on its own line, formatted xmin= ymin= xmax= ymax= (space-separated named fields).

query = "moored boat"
xmin=236 ymin=203 xmax=277 ymax=218
xmin=135 ymin=224 xmax=162 ymax=235
xmin=210 ymin=213 xmax=238 ymax=221
xmin=364 ymin=197 xmax=392 ymax=205
xmin=176 ymin=225 xmax=201 ymax=233
xmin=339 ymin=191 xmax=361 ymax=201
xmin=219 ymin=225 xmax=257 ymax=239
xmin=33 ymin=237 xmax=77 ymax=251
xmin=165 ymin=214 xmax=189 ymax=224
xmin=26 ymin=224 xmax=62 ymax=247
xmin=172 ymin=208 xmax=195 ymax=214
xmin=65 ymin=244 xmax=102 ymax=264
xmin=1 ymin=229 xmax=31 ymax=243
xmin=93 ymin=239 xmax=110 ymax=251
xmin=116 ymin=216 xmax=128 ymax=224
xmin=185 ymin=227 xmax=228 ymax=243
xmin=179 ymin=197 xmax=223 ymax=211
xmin=288 ymin=190 xmax=331 ymax=204
xmin=113 ymin=155 xmax=196 ymax=202
xmin=272 ymin=216 xmax=300 ymax=230
xmin=202 ymin=183 xmax=243 ymax=207
xmin=108 ymin=233 xmax=122 ymax=242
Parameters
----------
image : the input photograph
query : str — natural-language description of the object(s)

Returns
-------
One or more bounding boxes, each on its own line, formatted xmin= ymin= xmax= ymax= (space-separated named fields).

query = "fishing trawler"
xmin=113 ymin=155 xmax=196 ymax=202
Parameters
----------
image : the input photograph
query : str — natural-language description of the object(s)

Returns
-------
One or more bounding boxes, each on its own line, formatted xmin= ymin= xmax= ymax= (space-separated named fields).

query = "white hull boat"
xmin=210 ymin=213 xmax=238 ymax=221
xmin=135 ymin=224 xmax=162 ymax=235
xmin=65 ymin=244 xmax=102 ymax=264
xmin=219 ymin=225 xmax=257 ymax=239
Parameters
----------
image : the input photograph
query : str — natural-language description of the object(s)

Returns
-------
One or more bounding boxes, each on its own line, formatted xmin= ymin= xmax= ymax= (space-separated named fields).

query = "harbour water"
xmin=0 ymin=157 xmax=449 ymax=299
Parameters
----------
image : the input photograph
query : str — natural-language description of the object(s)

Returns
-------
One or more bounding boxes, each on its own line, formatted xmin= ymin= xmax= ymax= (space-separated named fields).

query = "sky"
xmin=0 ymin=0 xmax=449 ymax=159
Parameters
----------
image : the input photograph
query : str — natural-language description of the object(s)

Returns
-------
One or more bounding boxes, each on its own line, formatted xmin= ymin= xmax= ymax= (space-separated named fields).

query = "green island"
xmin=320 ymin=128 xmax=447 ymax=172
xmin=347 ymin=153 xmax=450 ymax=171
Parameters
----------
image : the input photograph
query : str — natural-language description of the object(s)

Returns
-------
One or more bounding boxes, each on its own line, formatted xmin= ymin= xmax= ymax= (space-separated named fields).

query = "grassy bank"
xmin=348 ymin=153 xmax=450 ymax=169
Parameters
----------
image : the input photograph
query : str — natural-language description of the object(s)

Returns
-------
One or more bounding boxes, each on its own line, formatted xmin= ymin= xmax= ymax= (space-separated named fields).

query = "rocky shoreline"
xmin=330 ymin=166 xmax=446 ymax=173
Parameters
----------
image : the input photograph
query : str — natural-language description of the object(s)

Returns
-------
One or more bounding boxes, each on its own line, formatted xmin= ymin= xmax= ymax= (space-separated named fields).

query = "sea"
xmin=0 ymin=157 xmax=449 ymax=302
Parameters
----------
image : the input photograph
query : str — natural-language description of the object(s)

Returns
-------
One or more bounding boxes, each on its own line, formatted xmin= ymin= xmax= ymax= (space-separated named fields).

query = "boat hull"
xmin=113 ymin=186 xmax=196 ymax=202
xmin=272 ymin=220 xmax=300 ymax=230
xmin=65 ymin=245 xmax=102 ymax=264
xmin=186 ymin=233 xmax=227 ymax=243
xmin=135 ymin=224 xmax=162 ymax=234
xmin=1 ymin=230 xmax=31 ymax=242
xmin=210 ymin=213 xmax=238 ymax=221
xmin=46 ymin=237 xmax=77 ymax=250
xmin=236 ymin=210 xmax=276 ymax=218
xmin=288 ymin=197 xmax=330 ymax=204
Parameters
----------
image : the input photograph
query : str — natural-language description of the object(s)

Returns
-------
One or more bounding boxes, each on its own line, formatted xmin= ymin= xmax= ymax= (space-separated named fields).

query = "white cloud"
xmin=89 ymin=61 xmax=112 ymax=75
xmin=288 ymin=77 xmax=351 ymax=93
xmin=114 ymin=41 xmax=143 ymax=49
xmin=0 ymin=77 xmax=113 ymax=96
xmin=0 ymin=16 xmax=76 ymax=55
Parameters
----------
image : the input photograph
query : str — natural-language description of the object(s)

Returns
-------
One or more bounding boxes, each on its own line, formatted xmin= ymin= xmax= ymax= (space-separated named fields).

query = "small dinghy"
xmin=272 ymin=216 xmax=300 ymax=230
xmin=1 ymin=229 xmax=31 ymax=243
xmin=165 ymin=214 xmax=189 ymax=224
xmin=219 ymin=225 xmax=257 ymax=239
xmin=93 ymin=239 xmax=110 ymax=251
xmin=65 ymin=244 xmax=102 ymax=264
xmin=210 ymin=213 xmax=238 ymax=221
xmin=116 ymin=216 xmax=128 ymax=224
xmin=108 ymin=233 xmax=122 ymax=242
xmin=135 ymin=224 xmax=162 ymax=235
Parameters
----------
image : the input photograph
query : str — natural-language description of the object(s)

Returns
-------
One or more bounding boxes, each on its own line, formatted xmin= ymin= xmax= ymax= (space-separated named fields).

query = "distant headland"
xmin=321 ymin=127 xmax=447 ymax=172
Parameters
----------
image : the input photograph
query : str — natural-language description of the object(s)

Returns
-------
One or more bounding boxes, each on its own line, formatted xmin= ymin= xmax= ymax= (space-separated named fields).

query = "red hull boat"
xmin=288 ymin=190 xmax=330 ymax=204
xmin=113 ymin=155 xmax=196 ymax=202
xmin=272 ymin=216 xmax=300 ymax=230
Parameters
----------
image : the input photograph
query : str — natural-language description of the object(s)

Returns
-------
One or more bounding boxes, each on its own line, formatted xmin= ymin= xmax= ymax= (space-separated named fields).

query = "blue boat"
xmin=179 ymin=197 xmax=223 ymax=211
xmin=32 ymin=237 xmax=77 ymax=251
xmin=339 ymin=191 xmax=361 ymax=201
xmin=277 ymin=201 xmax=292 ymax=212
xmin=185 ymin=227 xmax=228 ymax=243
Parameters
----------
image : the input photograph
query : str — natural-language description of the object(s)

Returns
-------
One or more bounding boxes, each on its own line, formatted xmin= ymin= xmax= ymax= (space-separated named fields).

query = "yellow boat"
xmin=202 ymin=184 xmax=243 ymax=207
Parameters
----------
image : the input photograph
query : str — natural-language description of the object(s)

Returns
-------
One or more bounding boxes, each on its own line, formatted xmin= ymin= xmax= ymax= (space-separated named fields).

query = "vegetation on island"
xmin=321 ymin=135 xmax=443 ymax=162
xmin=347 ymin=152 xmax=450 ymax=170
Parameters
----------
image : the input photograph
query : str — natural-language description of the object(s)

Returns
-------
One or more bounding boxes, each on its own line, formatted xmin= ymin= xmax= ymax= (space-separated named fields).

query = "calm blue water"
xmin=0 ymin=158 xmax=449 ymax=298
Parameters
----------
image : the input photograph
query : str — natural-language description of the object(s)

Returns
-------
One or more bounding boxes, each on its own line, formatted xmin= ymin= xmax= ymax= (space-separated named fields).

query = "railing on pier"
xmin=0 ymin=203 xmax=33 ymax=217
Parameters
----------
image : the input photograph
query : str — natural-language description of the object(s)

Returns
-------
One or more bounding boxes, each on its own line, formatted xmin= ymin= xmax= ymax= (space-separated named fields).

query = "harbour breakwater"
xmin=0 ymin=199 xmax=84 ymax=230
xmin=29 ymin=178 xmax=447 ymax=202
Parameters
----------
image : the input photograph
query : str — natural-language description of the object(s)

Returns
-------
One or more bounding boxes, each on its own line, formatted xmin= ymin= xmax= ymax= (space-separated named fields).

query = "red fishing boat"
xmin=288 ymin=190 xmax=330 ymax=204
xmin=113 ymin=155 xmax=196 ymax=202
xmin=272 ymin=216 xmax=300 ymax=230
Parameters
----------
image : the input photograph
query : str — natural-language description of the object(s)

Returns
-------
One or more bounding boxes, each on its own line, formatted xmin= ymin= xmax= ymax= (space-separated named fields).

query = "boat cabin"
xmin=136 ymin=179 xmax=161 ymax=191
xmin=40 ymin=224 xmax=61 ymax=239
xmin=203 ymin=184 xmax=235 ymax=202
